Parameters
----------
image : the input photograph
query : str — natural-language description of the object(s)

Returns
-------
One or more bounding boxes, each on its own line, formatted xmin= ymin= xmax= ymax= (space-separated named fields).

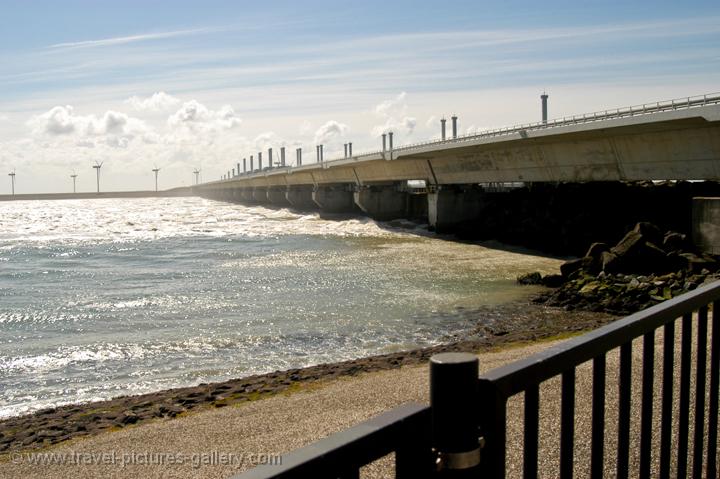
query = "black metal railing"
xmin=233 ymin=280 xmax=720 ymax=478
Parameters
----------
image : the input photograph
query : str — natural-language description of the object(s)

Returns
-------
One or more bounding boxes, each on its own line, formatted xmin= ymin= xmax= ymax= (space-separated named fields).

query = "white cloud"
xmin=374 ymin=91 xmax=407 ymax=116
xmin=167 ymin=100 xmax=241 ymax=136
xmin=26 ymin=105 xmax=150 ymax=157
xmin=30 ymin=105 xmax=77 ymax=135
xmin=48 ymin=28 xmax=215 ymax=50
xmin=313 ymin=120 xmax=347 ymax=145
xmin=371 ymin=92 xmax=417 ymax=137
xmin=126 ymin=92 xmax=180 ymax=112
xmin=253 ymin=132 xmax=284 ymax=150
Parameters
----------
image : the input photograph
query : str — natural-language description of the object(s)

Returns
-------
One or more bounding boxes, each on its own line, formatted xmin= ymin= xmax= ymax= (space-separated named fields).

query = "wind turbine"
xmin=8 ymin=169 xmax=16 ymax=196
xmin=70 ymin=170 xmax=78 ymax=193
xmin=152 ymin=165 xmax=160 ymax=192
xmin=92 ymin=161 xmax=103 ymax=193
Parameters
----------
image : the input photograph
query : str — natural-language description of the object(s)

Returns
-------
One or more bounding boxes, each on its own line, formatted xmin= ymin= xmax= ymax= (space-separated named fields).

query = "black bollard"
xmin=430 ymin=352 xmax=481 ymax=477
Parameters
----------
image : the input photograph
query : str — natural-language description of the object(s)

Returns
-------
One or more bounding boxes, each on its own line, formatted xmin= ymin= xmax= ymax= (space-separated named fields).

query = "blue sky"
xmin=1 ymin=0 xmax=719 ymax=192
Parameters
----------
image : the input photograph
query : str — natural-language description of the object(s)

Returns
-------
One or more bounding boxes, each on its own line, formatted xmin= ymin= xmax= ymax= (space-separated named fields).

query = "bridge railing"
xmin=232 ymin=279 xmax=720 ymax=478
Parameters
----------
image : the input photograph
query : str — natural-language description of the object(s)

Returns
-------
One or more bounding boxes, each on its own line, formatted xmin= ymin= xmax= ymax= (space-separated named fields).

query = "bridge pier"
xmin=313 ymin=185 xmax=358 ymax=213
xmin=286 ymin=185 xmax=318 ymax=211
xmin=252 ymin=187 xmax=269 ymax=204
xmin=353 ymin=184 xmax=409 ymax=220
xmin=693 ymin=197 xmax=720 ymax=254
xmin=428 ymin=185 xmax=483 ymax=232
xmin=239 ymin=188 xmax=254 ymax=204
xmin=267 ymin=187 xmax=291 ymax=206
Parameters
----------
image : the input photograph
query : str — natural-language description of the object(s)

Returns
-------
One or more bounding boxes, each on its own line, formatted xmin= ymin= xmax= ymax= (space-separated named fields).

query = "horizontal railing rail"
xmin=233 ymin=279 xmax=720 ymax=478
xmin=231 ymin=403 xmax=431 ymax=479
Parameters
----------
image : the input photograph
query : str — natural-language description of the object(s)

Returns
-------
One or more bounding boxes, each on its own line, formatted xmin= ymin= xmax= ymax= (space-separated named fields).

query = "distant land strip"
xmin=0 ymin=187 xmax=195 ymax=202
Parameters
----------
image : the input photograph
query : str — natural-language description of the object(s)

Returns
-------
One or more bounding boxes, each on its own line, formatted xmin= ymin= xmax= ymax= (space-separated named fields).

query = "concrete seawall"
xmin=0 ymin=187 xmax=194 ymax=202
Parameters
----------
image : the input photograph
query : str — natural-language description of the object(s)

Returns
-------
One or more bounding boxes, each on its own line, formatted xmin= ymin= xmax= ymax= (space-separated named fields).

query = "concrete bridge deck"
xmin=197 ymin=94 xmax=720 ymax=230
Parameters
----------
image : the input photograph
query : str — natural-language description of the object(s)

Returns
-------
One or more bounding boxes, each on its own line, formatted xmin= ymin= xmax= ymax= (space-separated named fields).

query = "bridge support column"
xmin=313 ymin=185 xmax=357 ymax=213
xmin=238 ymin=188 xmax=254 ymax=204
xmin=427 ymin=185 xmax=483 ymax=232
xmin=252 ymin=187 xmax=269 ymax=204
xmin=693 ymin=197 xmax=720 ymax=254
xmin=353 ymin=184 xmax=409 ymax=221
xmin=267 ymin=187 xmax=290 ymax=206
xmin=286 ymin=185 xmax=318 ymax=211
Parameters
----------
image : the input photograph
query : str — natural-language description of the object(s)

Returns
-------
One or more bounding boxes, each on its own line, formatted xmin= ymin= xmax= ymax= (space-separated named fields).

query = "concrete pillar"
xmin=297 ymin=148 xmax=302 ymax=166
xmin=427 ymin=186 xmax=483 ymax=232
xmin=451 ymin=116 xmax=458 ymax=139
xmin=693 ymin=197 xmax=720 ymax=254
xmin=240 ymin=188 xmax=254 ymax=203
xmin=353 ymin=184 xmax=409 ymax=221
xmin=441 ymin=118 xmax=447 ymax=140
xmin=286 ymin=185 xmax=317 ymax=210
xmin=267 ymin=186 xmax=290 ymax=206
xmin=541 ymin=93 xmax=549 ymax=124
xmin=252 ymin=187 xmax=269 ymax=203
xmin=312 ymin=185 xmax=357 ymax=213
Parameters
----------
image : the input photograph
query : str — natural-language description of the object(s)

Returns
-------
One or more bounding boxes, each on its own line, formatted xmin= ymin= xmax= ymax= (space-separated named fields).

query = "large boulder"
xmin=560 ymin=257 xmax=593 ymax=278
xmin=606 ymin=223 xmax=674 ymax=274
xmin=663 ymin=231 xmax=690 ymax=253
xmin=633 ymin=222 xmax=663 ymax=246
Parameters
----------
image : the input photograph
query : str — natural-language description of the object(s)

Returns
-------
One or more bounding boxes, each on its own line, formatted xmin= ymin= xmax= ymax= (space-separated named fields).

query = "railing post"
xmin=430 ymin=353 xmax=481 ymax=477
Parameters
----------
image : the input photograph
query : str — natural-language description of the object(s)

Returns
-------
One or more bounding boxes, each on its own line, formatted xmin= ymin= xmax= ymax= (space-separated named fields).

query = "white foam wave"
xmin=0 ymin=197 xmax=411 ymax=246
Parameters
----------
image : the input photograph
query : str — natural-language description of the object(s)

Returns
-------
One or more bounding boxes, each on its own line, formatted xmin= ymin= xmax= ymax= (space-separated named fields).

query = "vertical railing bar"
xmin=395 ymin=415 xmax=432 ymax=479
xmin=339 ymin=468 xmax=360 ymax=479
xmin=617 ymin=342 xmax=632 ymax=479
xmin=659 ymin=320 xmax=675 ymax=479
xmin=707 ymin=300 xmax=720 ymax=479
xmin=692 ymin=306 xmax=709 ymax=479
xmin=639 ymin=331 xmax=655 ymax=478
xmin=591 ymin=355 xmax=606 ymax=479
xmin=479 ymin=381 xmax=508 ymax=479
xmin=524 ymin=385 xmax=540 ymax=479
xmin=560 ymin=368 xmax=576 ymax=479
xmin=678 ymin=313 xmax=693 ymax=479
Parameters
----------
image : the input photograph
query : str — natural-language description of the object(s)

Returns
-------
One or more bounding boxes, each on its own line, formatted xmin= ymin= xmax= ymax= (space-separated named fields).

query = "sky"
xmin=1 ymin=0 xmax=719 ymax=193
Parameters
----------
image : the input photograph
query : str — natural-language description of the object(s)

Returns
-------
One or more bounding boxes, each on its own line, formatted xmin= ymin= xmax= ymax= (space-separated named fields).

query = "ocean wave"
xmin=0 ymin=197 xmax=412 ymax=247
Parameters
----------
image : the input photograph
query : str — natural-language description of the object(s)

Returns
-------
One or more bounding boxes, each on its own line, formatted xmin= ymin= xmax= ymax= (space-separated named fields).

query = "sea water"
xmin=0 ymin=197 xmax=561 ymax=417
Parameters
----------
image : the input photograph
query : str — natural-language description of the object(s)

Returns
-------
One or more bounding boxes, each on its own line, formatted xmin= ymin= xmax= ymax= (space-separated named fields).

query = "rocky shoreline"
xmin=0 ymin=302 xmax=614 ymax=456
xmin=520 ymin=222 xmax=719 ymax=315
